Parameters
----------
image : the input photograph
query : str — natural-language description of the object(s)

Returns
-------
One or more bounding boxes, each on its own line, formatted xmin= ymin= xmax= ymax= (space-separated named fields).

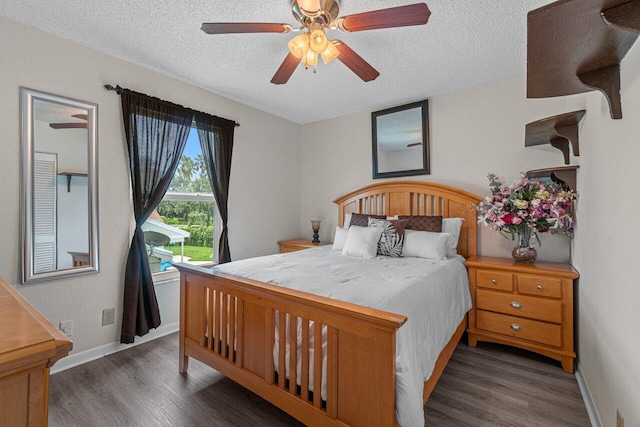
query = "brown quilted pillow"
xmin=398 ymin=215 xmax=443 ymax=232
xmin=350 ymin=213 xmax=386 ymax=227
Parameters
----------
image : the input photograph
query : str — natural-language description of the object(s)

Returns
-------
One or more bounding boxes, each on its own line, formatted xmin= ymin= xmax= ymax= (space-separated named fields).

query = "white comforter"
xmin=214 ymin=246 xmax=471 ymax=427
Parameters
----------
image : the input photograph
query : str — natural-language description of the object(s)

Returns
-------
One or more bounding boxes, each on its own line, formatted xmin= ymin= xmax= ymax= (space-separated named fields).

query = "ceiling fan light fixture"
xmin=309 ymin=29 xmax=329 ymax=53
xmin=320 ymin=40 xmax=339 ymax=64
xmin=288 ymin=33 xmax=309 ymax=59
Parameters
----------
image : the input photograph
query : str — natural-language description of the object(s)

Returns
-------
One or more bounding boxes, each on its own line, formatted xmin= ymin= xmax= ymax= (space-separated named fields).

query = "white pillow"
xmin=401 ymin=230 xmax=450 ymax=260
xmin=343 ymin=212 xmax=352 ymax=228
xmin=331 ymin=226 xmax=349 ymax=251
xmin=342 ymin=225 xmax=383 ymax=259
xmin=442 ymin=218 xmax=464 ymax=257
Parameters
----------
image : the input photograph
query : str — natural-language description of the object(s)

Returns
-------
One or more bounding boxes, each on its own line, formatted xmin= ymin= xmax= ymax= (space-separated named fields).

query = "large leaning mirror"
xmin=372 ymin=100 xmax=430 ymax=179
xmin=21 ymin=88 xmax=99 ymax=284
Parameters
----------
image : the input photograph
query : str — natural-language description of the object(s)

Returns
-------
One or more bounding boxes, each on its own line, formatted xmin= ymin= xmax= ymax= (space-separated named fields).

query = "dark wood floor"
xmin=49 ymin=333 xmax=590 ymax=426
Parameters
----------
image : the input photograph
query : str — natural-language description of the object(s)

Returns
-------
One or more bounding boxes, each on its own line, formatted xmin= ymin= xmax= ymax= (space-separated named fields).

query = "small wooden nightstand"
xmin=278 ymin=239 xmax=331 ymax=253
xmin=465 ymin=255 xmax=579 ymax=373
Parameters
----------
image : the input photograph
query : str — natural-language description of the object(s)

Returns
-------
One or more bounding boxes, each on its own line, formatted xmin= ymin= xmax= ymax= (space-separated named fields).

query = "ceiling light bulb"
xmin=320 ymin=41 xmax=339 ymax=64
xmin=305 ymin=49 xmax=318 ymax=69
xmin=309 ymin=29 xmax=329 ymax=54
xmin=288 ymin=33 xmax=309 ymax=59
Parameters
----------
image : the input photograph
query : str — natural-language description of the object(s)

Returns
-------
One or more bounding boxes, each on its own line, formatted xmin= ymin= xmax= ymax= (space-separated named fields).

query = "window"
xmin=142 ymin=127 xmax=219 ymax=282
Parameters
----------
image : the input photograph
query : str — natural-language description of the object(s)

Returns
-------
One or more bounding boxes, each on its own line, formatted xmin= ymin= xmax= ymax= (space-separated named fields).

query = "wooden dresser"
xmin=465 ymin=256 xmax=579 ymax=373
xmin=277 ymin=239 xmax=330 ymax=253
xmin=0 ymin=277 xmax=72 ymax=426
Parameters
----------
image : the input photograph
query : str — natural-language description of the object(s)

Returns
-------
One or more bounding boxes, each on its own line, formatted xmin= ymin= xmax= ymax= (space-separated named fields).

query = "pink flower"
xmin=512 ymin=217 xmax=522 ymax=225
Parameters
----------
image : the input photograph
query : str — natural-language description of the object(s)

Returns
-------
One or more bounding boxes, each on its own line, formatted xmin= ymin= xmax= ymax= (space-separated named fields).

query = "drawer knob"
xmin=491 ymin=279 xmax=497 ymax=284
xmin=536 ymin=285 xmax=543 ymax=290
xmin=510 ymin=301 xmax=522 ymax=309
xmin=510 ymin=323 xmax=522 ymax=331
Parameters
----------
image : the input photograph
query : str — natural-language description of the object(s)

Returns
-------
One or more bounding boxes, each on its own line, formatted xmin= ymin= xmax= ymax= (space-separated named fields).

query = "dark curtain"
xmin=194 ymin=111 xmax=236 ymax=264
xmin=120 ymin=89 xmax=193 ymax=343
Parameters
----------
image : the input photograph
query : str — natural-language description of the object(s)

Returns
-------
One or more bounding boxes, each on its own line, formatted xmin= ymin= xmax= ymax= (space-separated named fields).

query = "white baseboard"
xmin=576 ymin=363 xmax=603 ymax=427
xmin=50 ymin=321 xmax=179 ymax=375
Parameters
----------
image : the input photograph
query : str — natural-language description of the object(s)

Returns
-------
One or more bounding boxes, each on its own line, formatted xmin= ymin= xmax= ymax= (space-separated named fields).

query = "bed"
xmin=175 ymin=181 xmax=481 ymax=426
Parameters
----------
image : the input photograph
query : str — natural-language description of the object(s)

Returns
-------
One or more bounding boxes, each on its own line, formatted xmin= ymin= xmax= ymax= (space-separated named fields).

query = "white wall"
xmin=0 ymin=16 xmax=301 ymax=354
xmin=56 ymin=175 xmax=89 ymax=270
xmin=571 ymin=41 xmax=640 ymax=427
xmin=299 ymin=77 xmax=586 ymax=262
xmin=378 ymin=146 xmax=423 ymax=173
xmin=34 ymin=120 xmax=87 ymax=172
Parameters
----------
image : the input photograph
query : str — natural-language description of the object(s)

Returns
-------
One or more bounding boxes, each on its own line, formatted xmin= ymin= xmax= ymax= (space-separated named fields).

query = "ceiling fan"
xmin=201 ymin=1 xmax=431 ymax=84
xmin=49 ymin=114 xmax=87 ymax=129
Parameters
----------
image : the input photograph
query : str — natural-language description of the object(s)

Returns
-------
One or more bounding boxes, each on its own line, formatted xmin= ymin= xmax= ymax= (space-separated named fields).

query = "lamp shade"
xmin=309 ymin=29 xmax=329 ymax=53
xmin=311 ymin=220 xmax=321 ymax=231
xmin=288 ymin=33 xmax=309 ymax=59
xmin=305 ymin=49 xmax=318 ymax=67
xmin=320 ymin=41 xmax=340 ymax=64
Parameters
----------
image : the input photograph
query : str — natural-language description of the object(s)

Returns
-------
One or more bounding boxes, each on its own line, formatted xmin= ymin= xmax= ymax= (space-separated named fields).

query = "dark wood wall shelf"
xmin=527 ymin=0 xmax=640 ymax=120
xmin=525 ymin=110 xmax=585 ymax=165
xmin=526 ymin=166 xmax=579 ymax=191
xmin=58 ymin=171 xmax=87 ymax=192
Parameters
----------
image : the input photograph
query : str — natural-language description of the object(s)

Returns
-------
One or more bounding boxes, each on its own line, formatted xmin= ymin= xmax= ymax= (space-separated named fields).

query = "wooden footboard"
xmin=176 ymin=263 xmax=407 ymax=427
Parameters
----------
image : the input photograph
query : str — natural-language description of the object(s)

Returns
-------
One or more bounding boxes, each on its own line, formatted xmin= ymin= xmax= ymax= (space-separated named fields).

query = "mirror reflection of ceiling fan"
xmin=49 ymin=114 xmax=87 ymax=129
xmin=201 ymin=0 xmax=431 ymax=84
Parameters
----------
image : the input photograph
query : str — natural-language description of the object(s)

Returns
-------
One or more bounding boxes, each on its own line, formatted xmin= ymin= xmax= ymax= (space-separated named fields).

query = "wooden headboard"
xmin=333 ymin=181 xmax=482 ymax=258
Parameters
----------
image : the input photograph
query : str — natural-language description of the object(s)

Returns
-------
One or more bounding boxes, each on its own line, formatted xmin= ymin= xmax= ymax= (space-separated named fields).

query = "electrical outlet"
xmin=102 ymin=308 xmax=115 ymax=326
xmin=617 ymin=409 xmax=624 ymax=427
xmin=59 ymin=320 xmax=73 ymax=337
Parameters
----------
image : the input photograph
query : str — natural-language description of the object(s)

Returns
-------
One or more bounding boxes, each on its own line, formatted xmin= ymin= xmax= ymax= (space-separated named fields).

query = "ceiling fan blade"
xmin=49 ymin=123 xmax=88 ymax=129
xmin=71 ymin=114 xmax=88 ymax=120
xmin=271 ymin=53 xmax=300 ymax=85
xmin=201 ymin=22 xmax=290 ymax=34
xmin=333 ymin=41 xmax=380 ymax=82
xmin=338 ymin=3 xmax=431 ymax=32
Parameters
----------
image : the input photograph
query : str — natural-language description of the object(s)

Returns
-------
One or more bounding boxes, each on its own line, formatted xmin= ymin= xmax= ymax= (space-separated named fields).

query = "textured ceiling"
xmin=0 ymin=0 xmax=553 ymax=124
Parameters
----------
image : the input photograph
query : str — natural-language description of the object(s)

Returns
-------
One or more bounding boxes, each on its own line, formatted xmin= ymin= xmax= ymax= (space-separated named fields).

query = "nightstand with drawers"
xmin=465 ymin=255 xmax=579 ymax=373
xmin=278 ymin=239 xmax=331 ymax=253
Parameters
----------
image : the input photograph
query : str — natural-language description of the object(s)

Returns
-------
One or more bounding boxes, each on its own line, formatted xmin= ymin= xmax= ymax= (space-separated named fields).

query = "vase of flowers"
xmin=476 ymin=173 xmax=576 ymax=263
xmin=512 ymin=226 xmax=536 ymax=263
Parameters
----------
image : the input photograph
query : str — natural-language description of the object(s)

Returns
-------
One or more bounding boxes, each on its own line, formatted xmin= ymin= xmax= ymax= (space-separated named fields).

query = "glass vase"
xmin=512 ymin=227 xmax=537 ymax=263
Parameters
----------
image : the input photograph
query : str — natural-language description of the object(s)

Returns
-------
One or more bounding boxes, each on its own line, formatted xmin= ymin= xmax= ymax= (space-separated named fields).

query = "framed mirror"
xmin=371 ymin=100 xmax=430 ymax=179
xmin=21 ymin=88 xmax=99 ymax=284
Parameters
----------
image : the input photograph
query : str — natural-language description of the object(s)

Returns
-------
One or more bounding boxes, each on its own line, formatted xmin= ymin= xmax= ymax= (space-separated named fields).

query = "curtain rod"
xmin=104 ymin=84 xmax=240 ymax=127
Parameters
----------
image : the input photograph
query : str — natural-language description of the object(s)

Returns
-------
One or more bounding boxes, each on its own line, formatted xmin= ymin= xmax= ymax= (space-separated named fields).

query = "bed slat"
xmin=301 ymin=317 xmax=310 ymax=403
xmin=326 ymin=326 xmax=338 ymax=419
xmin=278 ymin=311 xmax=286 ymax=389
xmin=208 ymin=289 xmax=215 ymax=351
xmin=221 ymin=292 xmax=229 ymax=357
xmin=229 ymin=296 xmax=236 ymax=362
xmin=289 ymin=314 xmax=298 ymax=396
xmin=313 ymin=321 xmax=322 ymax=409
xmin=265 ymin=308 xmax=275 ymax=385
xmin=235 ymin=298 xmax=244 ymax=368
